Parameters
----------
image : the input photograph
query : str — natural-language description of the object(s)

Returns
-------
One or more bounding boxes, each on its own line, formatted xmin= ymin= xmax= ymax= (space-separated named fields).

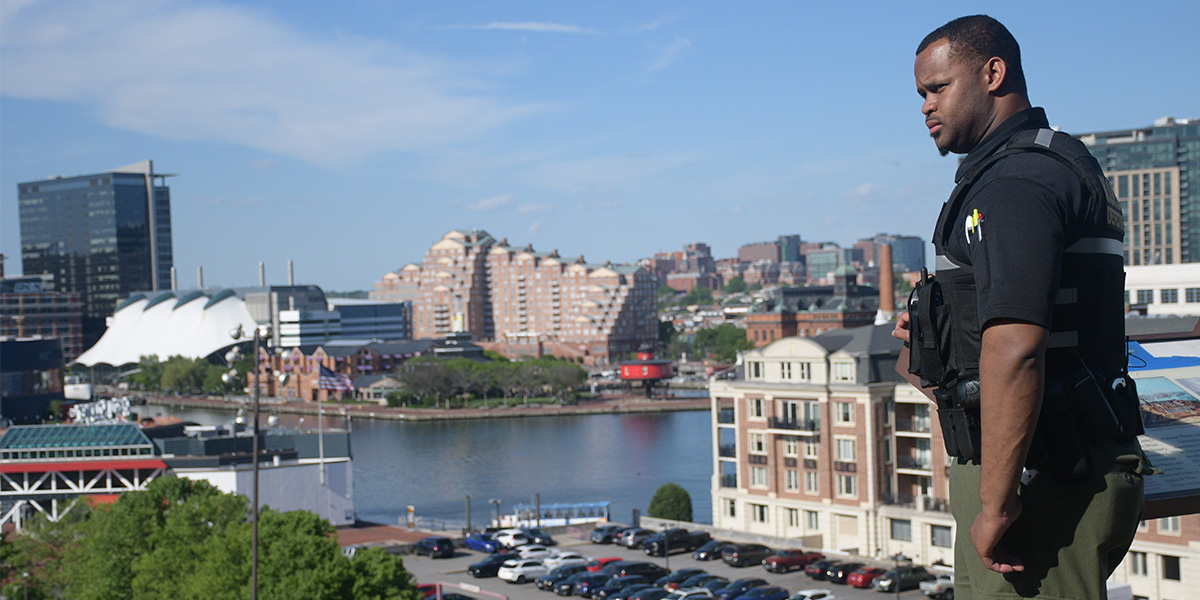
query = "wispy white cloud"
xmin=0 ymin=1 xmax=550 ymax=165
xmin=527 ymin=222 xmax=542 ymax=235
xmin=647 ymin=36 xmax=692 ymax=72
xmin=445 ymin=21 xmax=598 ymax=34
xmin=518 ymin=152 xmax=691 ymax=193
xmin=468 ymin=194 xmax=515 ymax=211
xmin=628 ymin=14 xmax=681 ymax=33
xmin=517 ymin=204 xmax=553 ymax=214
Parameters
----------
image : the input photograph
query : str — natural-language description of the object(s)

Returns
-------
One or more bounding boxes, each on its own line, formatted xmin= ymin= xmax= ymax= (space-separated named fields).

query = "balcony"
xmin=898 ymin=456 xmax=932 ymax=471
xmin=717 ymin=408 xmax=735 ymax=424
xmin=748 ymin=454 xmax=768 ymax=465
xmin=718 ymin=444 xmax=736 ymax=458
xmin=895 ymin=419 xmax=932 ymax=434
xmin=720 ymin=474 xmax=737 ymax=488
xmin=767 ymin=417 xmax=819 ymax=431
xmin=803 ymin=459 xmax=818 ymax=470
xmin=834 ymin=461 xmax=857 ymax=473
xmin=880 ymin=493 xmax=951 ymax=514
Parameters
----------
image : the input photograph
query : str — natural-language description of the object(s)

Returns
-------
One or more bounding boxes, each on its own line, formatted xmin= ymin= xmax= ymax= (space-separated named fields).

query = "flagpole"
xmin=318 ymin=390 xmax=326 ymax=486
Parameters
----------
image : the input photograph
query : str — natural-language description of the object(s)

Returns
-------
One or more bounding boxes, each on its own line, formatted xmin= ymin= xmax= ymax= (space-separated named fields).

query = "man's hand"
xmin=970 ymin=498 xmax=1025 ymax=573
xmin=892 ymin=311 xmax=911 ymax=343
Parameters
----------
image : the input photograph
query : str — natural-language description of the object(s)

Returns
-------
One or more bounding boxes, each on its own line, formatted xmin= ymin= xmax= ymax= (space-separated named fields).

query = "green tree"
xmin=647 ymin=482 xmax=692 ymax=522
xmin=159 ymin=355 xmax=206 ymax=393
xmin=692 ymin=324 xmax=754 ymax=362
xmin=723 ymin=277 xmax=747 ymax=294
xmin=658 ymin=320 xmax=677 ymax=348
xmin=681 ymin=285 xmax=713 ymax=306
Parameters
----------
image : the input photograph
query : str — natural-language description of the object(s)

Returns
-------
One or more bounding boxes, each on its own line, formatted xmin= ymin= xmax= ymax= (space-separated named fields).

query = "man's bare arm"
xmin=971 ymin=319 xmax=1047 ymax=573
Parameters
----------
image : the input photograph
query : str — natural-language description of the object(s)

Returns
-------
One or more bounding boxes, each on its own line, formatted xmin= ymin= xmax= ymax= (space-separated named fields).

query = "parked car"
xmin=592 ymin=524 xmax=626 ymax=544
xmin=614 ymin=527 xmax=643 ymax=546
xmin=465 ymin=533 xmax=504 ymax=553
xmin=693 ymin=579 xmax=732 ymax=594
xmin=667 ymin=590 xmax=716 ymax=600
xmin=588 ymin=557 xmax=626 ymax=572
xmin=594 ymin=575 xmax=648 ymax=599
xmin=628 ymin=588 xmax=671 ymax=600
xmin=789 ymin=591 xmax=836 ymax=600
xmin=555 ymin=572 xmax=596 ymax=596
xmin=692 ymin=540 xmax=736 ymax=561
xmin=874 ymin=566 xmax=934 ymax=592
xmin=919 ymin=572 xmax=954 ymax=599
xmin=417 ymin=583 xmax=438 ymax=598
xmin=538 ymin=565 xmax=590 ymax=590
xmin=678 ymin=573 xmax=726 ymax=591
xmin=619 ymin=528 xmax=656 ymax=549
xmin=612 ymin=562 xmax=670 ymax=582
xmin=545 ymin=552 xmax=592 ymax=570
xmin=762 ymin=550 xmax=824 ymax=573
xmin=845 ymin=567 xmax=887 ymax=588
xmin=658 ymin=568 xmax=706 ymax=591
xmin=714 ymin=578 xmax=768 ymax=600
xmin=498 ymin=559 xmax=550 ymax=583
xmin=822 ymin=562 xmax=863 ymax=585
xmin=803 ymin=559 xmax=836 ymax=580
xmin=596 ymin=560 xmax=637 ymax=576
xmin=413 ymin=536 xmax=455 ymax=558
xmin=524 ymin=527 xmax=557 ymax=546
xmin=731 ymin=586 xmax=789 ymax=600
xmin=469 ymin=553 xmax=517 ymax=578
xmin=643 ymin=529 xmax=712 ymax=556
xmin=722 ymin=544 xmax=773 ymax=568
xmin=608 ymin=584 xmax=655 ymax=600
xmin=517 ymin=544 xmax=556 ymax=561
xmin=494 ymin=528 xmax=532 ymax=549
xmin=576 ymin=572 xmax=618 ymax=598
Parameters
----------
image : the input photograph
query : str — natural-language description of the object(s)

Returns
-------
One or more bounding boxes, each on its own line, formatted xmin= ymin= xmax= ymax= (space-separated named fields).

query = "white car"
xmin=789 ymin=591 xmax=835 ymax=600
xmin=494 ymin=529 xmax=531 ymax=548
xmin=543 ymin=552 xmax=590 ymax=570
xmin=497 ymin=559 xmax=549 ymax=583
xmin=516 ymin=544 xmax=555 ymax=561
xmin=668 ymin=590 xmax=716 ymax=600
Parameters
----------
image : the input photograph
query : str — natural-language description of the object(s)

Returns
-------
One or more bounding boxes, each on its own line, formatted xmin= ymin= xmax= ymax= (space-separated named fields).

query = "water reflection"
xmin=160 ymin=406 xmax=713 ymax=526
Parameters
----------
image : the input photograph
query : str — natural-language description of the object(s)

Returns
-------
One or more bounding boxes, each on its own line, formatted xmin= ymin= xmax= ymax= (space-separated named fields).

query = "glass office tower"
xmin=17 ymin=160 xmax=173 ymax=347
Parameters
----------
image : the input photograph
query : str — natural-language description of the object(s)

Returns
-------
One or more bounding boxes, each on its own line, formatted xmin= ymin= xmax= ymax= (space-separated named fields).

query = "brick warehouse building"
xmin=372 ymin=230 xmax=657 ymax=364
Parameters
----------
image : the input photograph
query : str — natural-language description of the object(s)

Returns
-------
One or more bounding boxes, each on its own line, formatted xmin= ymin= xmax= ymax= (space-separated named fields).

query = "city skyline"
xmin=3 ymin=1 xmax=1198 ymax=291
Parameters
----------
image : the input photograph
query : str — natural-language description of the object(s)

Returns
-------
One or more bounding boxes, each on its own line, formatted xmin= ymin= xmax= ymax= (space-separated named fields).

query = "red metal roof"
xmin=0 ymin=459 xmax=168 ymax=474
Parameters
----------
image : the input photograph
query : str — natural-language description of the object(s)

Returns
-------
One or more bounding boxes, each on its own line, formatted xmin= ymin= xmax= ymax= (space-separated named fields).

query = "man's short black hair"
xmin=917 ymin=15 xmax=1027 ymax=96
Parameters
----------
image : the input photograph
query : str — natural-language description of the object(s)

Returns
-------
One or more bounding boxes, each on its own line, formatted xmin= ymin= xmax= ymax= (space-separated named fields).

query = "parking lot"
xmin=397 ymin=533 xmax=932 ymax=600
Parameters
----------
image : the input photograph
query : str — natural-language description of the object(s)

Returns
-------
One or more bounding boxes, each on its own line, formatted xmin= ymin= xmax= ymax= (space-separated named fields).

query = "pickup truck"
xmin=642 ymin=529 xmax=713 ymax=556
xmin=920 ymin=572 xmax=954 ymax=599
xmin=761 ymin=549 xmax=824 ymax=573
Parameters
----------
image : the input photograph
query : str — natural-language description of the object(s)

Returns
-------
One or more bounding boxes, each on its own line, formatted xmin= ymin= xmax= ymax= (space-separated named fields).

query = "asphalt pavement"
xmin=397 ymin=534 xmax=930 ymax=600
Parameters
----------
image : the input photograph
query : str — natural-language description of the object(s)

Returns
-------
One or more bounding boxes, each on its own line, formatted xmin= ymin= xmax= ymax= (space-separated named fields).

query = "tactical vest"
xmin=921 ymin=127 xmax=1127 ymax=387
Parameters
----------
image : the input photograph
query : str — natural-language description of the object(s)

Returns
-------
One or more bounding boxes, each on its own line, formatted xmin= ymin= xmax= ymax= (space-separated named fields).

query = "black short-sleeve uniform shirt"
xmin=944 ymin=108 xmax=1093 ymax=331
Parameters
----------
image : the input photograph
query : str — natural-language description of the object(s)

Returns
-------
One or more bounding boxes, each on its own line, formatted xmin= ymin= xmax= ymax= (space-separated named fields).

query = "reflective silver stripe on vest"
xmin=1056 ymin=287 xmax=1077 ymax=304
xmin=935 ymin=254 xmax=962 ymax=271
xmin=1035 ymin=128 xmax=1055 ymax=148
xmin=1047 ymin=331 xmax=1079 ymax=348
xmin=1064 ymin=237 xmax=1124 ymax=256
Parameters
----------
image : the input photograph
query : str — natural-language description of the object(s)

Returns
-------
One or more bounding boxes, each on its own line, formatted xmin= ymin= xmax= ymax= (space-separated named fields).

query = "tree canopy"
xmin=4 ymin=477 xmax=423 ymax=600
xmin=129 ymin=354 xmax=251 ymax=395
xmin=393 ymin=356 xmax=586 ymax=407
xmin=647 ymin=482 xmax=693 ymax=522
xmin=723 ymin=277 xmax=747 ymax=294
xmin=692 ymin=324 xmax=755 ymax=362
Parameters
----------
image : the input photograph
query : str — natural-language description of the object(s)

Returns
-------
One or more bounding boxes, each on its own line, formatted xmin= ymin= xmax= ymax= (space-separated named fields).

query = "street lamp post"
xmin=229 ymin=324 xmax=275 ymax=600
xmin=489 ymin=498 xmax=504 ymax=527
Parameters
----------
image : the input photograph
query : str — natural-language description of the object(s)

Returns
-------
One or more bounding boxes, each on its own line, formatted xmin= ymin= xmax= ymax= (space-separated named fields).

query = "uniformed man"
xmin=894 ymin=15 xmax=1150 ymax=599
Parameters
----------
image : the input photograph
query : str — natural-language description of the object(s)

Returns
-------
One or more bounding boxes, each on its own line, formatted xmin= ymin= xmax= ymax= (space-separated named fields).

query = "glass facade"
xmin=17 ymin=164 xmax=173 ymax=347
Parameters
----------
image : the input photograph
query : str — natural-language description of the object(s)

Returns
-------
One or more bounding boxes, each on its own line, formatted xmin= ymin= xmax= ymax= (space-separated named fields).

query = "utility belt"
xmin=935 ymin=367 xmax=1143 ymax=484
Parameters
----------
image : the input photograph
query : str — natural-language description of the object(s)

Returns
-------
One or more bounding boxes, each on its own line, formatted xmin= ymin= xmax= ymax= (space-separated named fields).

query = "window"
xmin=1162 ymin=555 xmax=1181 ymax=581
xmin=883 ymin=435 xmax=891 ymax=463
xmin=1158 ymin=516 xmax=1181 ymax=534
xmin=832 ymin=362 xmax=854 ymax=382
xmin=781 ymin=362 xmax=792 ymax=379
xmin=890 ymin=519 xmax=912 ymax=541
xmin=750 ymin=362 xmax=762 ymax=379
xmin=1129 ymin=551 xmax=1148 ymax=575
xmin=783 ymin=437 xmax=799 ymax=457
xmin=751 ymin=466 xmax=768 ymax=488
xmin=1137 ymin=520 xmax=1149 ymax=532
xmin=805 ymin=471 xmax=819 ymax=493
xmin=797 ymin=362 xmax=812 ymax=380
xmin=786 ymin=508 xmax=800 ymax=527
xmin=836 ymin=438 xmax=857 ymax=461
xmin=1162 ymin=288 xmax=1178 ymax=303
xmin=931 ymin=525 xmax=953 ymax=548
xmin=725 ymin=499 xmax=737 ymax=517
xmin=805 ymin=510 xmax=820 ymax=530
xmin=804 ymin=439 xmax=819 ymax=459
xmin=836 ymin=402 xmax=855 ymax=424
xmin=785 ymin=470 xmax=799 ymax=491
xmin=836 ymin=474 xmax=857 ymax=497
xmin=1188 ymin=288 xmax=1200 ymax=303
xmin=749 ymin=398 xmax=764 ymax=418
xmin=751 ymin=503 xmax=769 ymax=523
xmin=1136 ymin=289 xmax=1153 ymax=305
xmin=749 ymin=432 xmax=767 ymax=454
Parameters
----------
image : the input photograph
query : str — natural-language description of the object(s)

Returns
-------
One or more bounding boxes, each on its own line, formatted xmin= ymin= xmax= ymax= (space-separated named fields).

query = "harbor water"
xmin=159 ymin=406 xmax=714 ymax=527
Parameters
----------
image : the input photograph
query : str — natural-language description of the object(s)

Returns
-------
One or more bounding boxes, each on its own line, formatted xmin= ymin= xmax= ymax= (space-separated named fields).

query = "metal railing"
xmin=767 ymin=417 xmax=819 ymax=431
xmin=717 ymin=408 xmax=736 ymax=424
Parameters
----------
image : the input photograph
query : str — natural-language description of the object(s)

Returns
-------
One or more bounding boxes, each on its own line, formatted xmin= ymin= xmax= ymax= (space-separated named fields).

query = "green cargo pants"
xmin=950 ymin=438 xmax=1149 ymax=599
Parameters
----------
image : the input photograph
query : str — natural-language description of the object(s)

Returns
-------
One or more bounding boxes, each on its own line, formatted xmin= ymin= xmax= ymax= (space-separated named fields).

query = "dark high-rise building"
xmin=1076 ymin=117 xmax=1199 ymax=265
xmin=17 ymin=161 xmax=173 ymax=347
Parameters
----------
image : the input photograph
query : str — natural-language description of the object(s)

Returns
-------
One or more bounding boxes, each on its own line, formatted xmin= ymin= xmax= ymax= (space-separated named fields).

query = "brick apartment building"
xmin=0 ymin=273 xmax=84 ymax=362
xmin=372 ymin=230 xmax=658 ymax=364
xmin=744 ymin=266 xmax=879 ymax=346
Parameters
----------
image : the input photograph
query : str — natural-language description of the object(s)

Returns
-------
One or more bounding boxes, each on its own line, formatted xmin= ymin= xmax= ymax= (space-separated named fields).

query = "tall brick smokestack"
xmin=875 ymin=243 xmax=896 ymax=325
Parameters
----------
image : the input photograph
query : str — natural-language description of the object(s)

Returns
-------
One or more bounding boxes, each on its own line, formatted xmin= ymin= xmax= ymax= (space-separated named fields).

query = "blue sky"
xmin=2 ymin=1 xmax=1198 ymax=291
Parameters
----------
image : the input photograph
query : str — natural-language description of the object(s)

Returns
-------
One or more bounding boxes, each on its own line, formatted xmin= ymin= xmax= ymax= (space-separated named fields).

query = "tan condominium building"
xmin=371 ymin=229 xmax=658 ymax=364
xmin=710 ymin=324 xmax=955 ymax=566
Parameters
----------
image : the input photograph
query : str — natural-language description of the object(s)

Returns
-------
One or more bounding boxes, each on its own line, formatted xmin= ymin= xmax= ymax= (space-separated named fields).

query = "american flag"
xmin=318 ymin=365 xmax=355 ymax=392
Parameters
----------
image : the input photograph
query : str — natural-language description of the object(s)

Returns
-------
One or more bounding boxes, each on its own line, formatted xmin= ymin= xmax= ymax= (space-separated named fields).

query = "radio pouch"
xmin=908 ymin=275 xmax=952 ymax=388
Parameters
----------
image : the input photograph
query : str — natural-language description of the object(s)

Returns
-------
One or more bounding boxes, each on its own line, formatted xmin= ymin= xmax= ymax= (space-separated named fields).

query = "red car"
xmin=586 ymin=557 xmax=624 ymax=572
xmin=762 ymin=549 xmax=824 ymax=573
xmin=846 ymin=567 xmax=888 ymax=588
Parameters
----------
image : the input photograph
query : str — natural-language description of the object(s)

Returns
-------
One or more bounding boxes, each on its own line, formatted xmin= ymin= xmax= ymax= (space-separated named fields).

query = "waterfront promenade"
xmin=142 ymin=393 xmax=710 ymax=422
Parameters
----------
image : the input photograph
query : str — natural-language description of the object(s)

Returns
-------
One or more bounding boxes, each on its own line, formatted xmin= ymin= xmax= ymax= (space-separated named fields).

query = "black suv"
xmin=412 ymin=536 xmax=454 ymax=558
xmin=721 ymin=544 xmax=773 ymax=567
xmin=643 ymin=529 xmax=712 ymax=556
xmin=614 ymin=562 xmax=671 ymax=581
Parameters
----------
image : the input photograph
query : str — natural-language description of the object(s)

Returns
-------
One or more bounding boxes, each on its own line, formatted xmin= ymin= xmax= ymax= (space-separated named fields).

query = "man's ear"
xmin=982 ymin=56 xmax=1007 ymax=94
